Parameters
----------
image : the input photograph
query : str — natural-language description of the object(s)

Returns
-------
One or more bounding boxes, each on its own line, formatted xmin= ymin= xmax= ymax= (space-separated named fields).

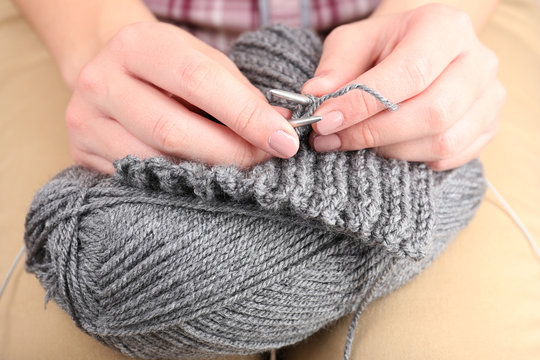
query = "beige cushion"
xmin=0 ymin=0 xmax=538 ymax=358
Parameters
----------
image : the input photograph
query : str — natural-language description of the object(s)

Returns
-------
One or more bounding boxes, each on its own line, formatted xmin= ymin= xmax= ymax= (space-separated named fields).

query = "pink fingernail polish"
xmin=316 ymin=111 xmax=343 ymax=135
xmin=268 ymin=130 xmax=299 ymax=158
xmin=312 ymin=134 xmax=341 ymax=152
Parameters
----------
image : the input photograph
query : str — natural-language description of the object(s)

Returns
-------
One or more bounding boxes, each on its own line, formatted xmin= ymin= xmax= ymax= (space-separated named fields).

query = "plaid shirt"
xmin=143 ymin=0 xmax=381 ymax=51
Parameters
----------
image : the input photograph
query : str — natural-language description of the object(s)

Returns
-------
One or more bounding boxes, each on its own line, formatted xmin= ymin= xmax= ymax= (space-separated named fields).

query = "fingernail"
xmin=316 ymin=111 xmax=343 ymax=135
xmin=268 ymin=130 xmax=299 ymax=158
xmin=312 ymin=134 xmax=341 ymax=152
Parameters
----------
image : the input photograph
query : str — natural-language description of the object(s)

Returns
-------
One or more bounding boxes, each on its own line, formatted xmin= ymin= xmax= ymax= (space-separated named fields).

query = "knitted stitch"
xmin=24 ymin=25 xmax=486 ymax=359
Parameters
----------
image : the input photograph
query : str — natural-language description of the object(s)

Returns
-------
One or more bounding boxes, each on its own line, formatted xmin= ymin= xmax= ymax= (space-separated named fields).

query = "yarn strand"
xmin=487 ymin=180 xmax=540 ymax=259
xmin=311 ymin=83 xmax=399 ymax=113
xmin=0 ymin=245 xmax=25 ymax=301
xmin=342 ymin=258 xmax=399 ymax=360
xmin=290 ymin=83 xmax=399 ymax=121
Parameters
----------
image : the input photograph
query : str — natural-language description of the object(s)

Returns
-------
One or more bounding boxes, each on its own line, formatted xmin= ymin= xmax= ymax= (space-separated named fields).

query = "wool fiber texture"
xmin=24 ymin=25 xmax=486 ymax=359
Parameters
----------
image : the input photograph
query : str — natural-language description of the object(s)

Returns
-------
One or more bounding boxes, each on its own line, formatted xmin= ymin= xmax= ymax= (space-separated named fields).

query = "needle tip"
xmin=269 ymin=89 xmax=312 ymax=105
xmin=288 ymin=115 xmax=322 ymax=128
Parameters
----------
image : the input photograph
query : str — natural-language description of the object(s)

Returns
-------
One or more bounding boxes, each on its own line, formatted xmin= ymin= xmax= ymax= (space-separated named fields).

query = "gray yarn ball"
xmin=24 ymin=25 xmax=486 ymax=359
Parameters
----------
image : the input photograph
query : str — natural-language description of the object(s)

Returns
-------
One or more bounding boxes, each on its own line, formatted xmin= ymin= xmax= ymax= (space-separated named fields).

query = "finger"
xmin=83 ymin=73 xmax=273 ymax=167
xmin=173 ymin=27 xmax=262 ymax=93
xmin=66 ymin=90 xmax=164 ymax=158
xmin=312 ymin=50 xmax=496 ymax=143
xmin=301 ymin=17 xmax=392 ymax=96
xmin=310 ymin=79 xmax=505 ymax=162
xmin=274 ymin=106 xmax=292 ymax=119
xmin=375 ymin=80 xmax=505 ymax=162
xmin=70 ymin=148 xmax=115 ymax=174
xmin=70 ymin=116 xmax=165 ymax=162
xmin=311 ymin=7 xmax=474 ymax=132
xmin=426 ymin=132 xmax=494 ymax=171
xmin=72 ymin=110 xmax=273 ymax=170
xmin=112 ymin=24 xmax=299 ymax=158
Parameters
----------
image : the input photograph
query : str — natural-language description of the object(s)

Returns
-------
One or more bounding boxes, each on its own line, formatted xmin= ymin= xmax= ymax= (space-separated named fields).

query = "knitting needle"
xmin=269 ymin=89 xmax=312 ymax=105
xmin=288 ymin=116 xmax=322 ymax=128
xmin=270 ymin=89 xmax=319 ymax=127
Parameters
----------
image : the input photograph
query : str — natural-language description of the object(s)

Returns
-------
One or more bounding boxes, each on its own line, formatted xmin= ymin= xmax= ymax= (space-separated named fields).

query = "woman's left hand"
xmin=303 ymin=3 xmax=505 ymax=171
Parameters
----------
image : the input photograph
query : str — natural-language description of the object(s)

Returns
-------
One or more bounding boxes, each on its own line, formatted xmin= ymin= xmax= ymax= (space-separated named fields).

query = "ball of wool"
xmin=24 ymin=25 xmax=486 ymax=359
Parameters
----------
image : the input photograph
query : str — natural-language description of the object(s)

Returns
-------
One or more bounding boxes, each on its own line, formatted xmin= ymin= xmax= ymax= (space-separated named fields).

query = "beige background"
xmin=1 ymin=0 xmax=539 ymax=359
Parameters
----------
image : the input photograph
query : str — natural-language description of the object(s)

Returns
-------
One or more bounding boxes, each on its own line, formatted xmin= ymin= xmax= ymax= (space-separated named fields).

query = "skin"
xmin=14 ymin=0 xmax=298 ymax=173
xmin=14 ymin=0 xmax=504 ymax=173
xmin=305 ymin=1 xmax=505 ymax=171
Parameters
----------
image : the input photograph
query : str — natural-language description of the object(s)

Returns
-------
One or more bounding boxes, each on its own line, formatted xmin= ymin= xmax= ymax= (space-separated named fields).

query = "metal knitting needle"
xmin=288 ymin=116 xmax=322 ymax=128
xmin=269 ymin=89 xmax=319 ymax=127
xmin=269 ymin=89 xmax=312 ymax=105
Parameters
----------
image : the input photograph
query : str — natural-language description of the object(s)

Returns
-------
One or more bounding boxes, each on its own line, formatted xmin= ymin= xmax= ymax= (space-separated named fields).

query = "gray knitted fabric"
xmin=24 ymin=25 xmax=486 ymax=360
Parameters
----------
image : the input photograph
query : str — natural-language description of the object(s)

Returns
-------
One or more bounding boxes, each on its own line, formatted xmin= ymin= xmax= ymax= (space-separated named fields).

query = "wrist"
xmin=60 ymin=20 xmax=160 ymax=89
xmin=56 ymin=3 xmax=157 ymax=88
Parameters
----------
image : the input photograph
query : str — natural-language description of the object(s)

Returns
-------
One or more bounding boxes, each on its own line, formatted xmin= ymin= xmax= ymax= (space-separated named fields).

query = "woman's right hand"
xmin=65 ymin=21 xmax=299 ymax=173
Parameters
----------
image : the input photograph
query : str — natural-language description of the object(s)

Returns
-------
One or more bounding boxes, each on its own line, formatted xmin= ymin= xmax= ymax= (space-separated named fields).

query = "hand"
xmin=66 ymin=21 xmax=299 ymax=173
xmin=303 ymin=4 xmax=505 ymax=171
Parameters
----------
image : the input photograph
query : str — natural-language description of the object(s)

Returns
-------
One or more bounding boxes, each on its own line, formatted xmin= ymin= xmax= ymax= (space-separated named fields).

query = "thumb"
xmin=302 ymin=17 xmax=390 ymax=97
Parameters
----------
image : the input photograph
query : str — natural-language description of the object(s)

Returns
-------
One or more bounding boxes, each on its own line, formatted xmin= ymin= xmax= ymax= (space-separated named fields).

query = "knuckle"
xmin=326 ymin=24 xmax=351 ymax=42
xmin=426 ymin=97 xmax=452 ymax=133
xmin=354 ymin=123 xmax=378 ymax=149
xmin=403 ymin=58 xmax=429 ymax=91
xmin=109 ymin=23 xmax=142 ymax=54
xmin=349 ymin=88 xmax=380 ymax=119
xmin=233 ymin=147 xmax=259 ymax=168
xmin=69 ymin=146 xmax=86 ymax=166
xmin=428 ymin=160 xmax=448 ymax=172
xmin=76 ymin=62 xmax=107 ymax=95
xmin=177 ymin=54 xmax=214 ymax=97
xmin=452 ymin=9 xmax=474 ymax=32
xmin=152 ymin=113 xmax=186 ymax=152
xmin=410 ymin=3 xmax=431 ymax=17
xmin=432 ymin=132 xmax=456 ymax=159
xmin=484 ymin=48 xmax=500 ymax=73
xmin=65 ymin=102 xmax=85 ymax=133
xmin=231 ymin=100 xmax=261 ymax=134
